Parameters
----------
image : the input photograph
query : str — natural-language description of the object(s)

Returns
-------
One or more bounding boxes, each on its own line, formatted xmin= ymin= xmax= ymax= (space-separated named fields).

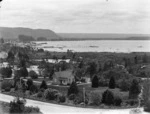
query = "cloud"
xmin=0 ymin=0 xmax=150 ymax=33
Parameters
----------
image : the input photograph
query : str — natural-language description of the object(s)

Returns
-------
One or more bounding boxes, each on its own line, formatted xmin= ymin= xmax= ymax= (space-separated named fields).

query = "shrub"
xmin=129 ymin=79 xmax=141 ymax=99
xmin=90 ymin=91 xmax=102 ymax=106
xmin=24 ymin=106 xmax=40 ymax=113
xmin=109 ymin=76 xmax=116 ymax=89
xmin=0 ymin=67 xmax=12 ymax=78
xmin=74 ymin=93 xmax=89 ymax=105
xmin=144 ymin=100 xmax=150 ymax=112
xmin=37 ymin=91 xmax=43 ymax=98
xmin=40 ymin=80 xmax=48 ymax=90
xmin=58 ymin=95 xmax=66 ymax=103
xmin=119 ymin=79 xmax=130 ymax=91
xmin=5 ymin=87 xmax=11 ymax=92
xmin=9 ymin=97 xmax=25 ymax=113
xmin=92 ymin=75 xmax=99 ymax=88
xmin=114 ymin=96 xmax=122 ymax=106
xmin=69 ymin=94 xmax=76 ymax=100
xmin=125 ymin=99 xmax=138 ymax=106
xmin=29 ymin=70 xmax=38 ymax=79
xmin=1 ymin=80 xmax=12 ymax=90
xmin=26 ymin=79 xmax=33 ymax=90
xmin=99 ymin=77 xmax=108 ymax=87
xmin=102 ymin=90 xmax=114 ymax=105
xmin=29 ymin=84 xmax=38 ymax=94
xmin=68 ymin=81 xmax=79 ymax=96
xmin=44 ymin=88 xmax=59 ymax=100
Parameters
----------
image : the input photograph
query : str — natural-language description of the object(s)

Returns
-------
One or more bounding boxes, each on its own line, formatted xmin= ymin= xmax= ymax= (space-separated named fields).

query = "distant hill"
xmin=0 ymin=27 xmax=61 ymax=41
xmin=58 ymin=33 xmax=150 ymax=40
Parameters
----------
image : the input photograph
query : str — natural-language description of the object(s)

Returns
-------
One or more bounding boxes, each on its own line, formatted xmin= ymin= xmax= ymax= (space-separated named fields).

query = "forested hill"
xmin=0 ymin=27 xmax=61 ymax=41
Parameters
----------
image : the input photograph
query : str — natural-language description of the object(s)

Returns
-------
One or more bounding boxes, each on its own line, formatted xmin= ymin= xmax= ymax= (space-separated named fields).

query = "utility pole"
xmin=83 ymin=87 xmax=85 ymax=107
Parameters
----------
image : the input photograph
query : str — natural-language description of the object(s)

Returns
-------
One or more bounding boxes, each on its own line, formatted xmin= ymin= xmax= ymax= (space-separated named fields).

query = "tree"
xmin=26 ymin=79 xmax=33 ymax=90
xmin=29 ymin=70 xmax=38 ymax=79
xmin=9 ymin=97 xmax=25 ymax=113
xmin=134 ymin=56 xmax=138 ymax=64
xmin=13 ymin=70 xmax=21 ymax=88
xmin=68 ymin=81 xmax=79 ymax=96
xmin=119 ymin=79 xmax=130 ymax=91
xmin=129 ymin=79 xmax=141 ymax=99
xmin=102 ymin=90 xmax=114 ymax=105
xmin=109 ymin=76 xmax=116 ymax=89
xmin=92 ymin=75 xmax=99 ymax=88
xmin=0 ymin=38 xmax=4 ymax=43
xmin=142 ymin=79 xmax=150 ymax=106
xmin=18 ymin=34 xmax=35 ymax=42
xmin=7 ymin=51 xmax=15 ymax=65
xmin=143 ymin=54 xmax=148 ymax=63
xmin=0 ymin=67 xmax=12 ymax=78
xmin=40 ymin=80 xmax=48 ymax=90
xmin=20 ymin=66 xmax=28 ymax=78
xmin=87 ymin=61 xmax=97 ymax=79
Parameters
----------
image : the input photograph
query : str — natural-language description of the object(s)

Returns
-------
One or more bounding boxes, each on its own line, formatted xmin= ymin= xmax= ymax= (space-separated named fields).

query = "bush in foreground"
xmin=102 ymin=90 xmax=114 ymax=105
xmin=9 ymin=97 xmax=41 ymax=114
xmin=58 ymin=94 xmax=66 ymax=103
xmin=129 ymin=79 xmax=141 ymax=99
xmin=44 ymin=88 xmax=59 ymax=100
xmin=69 ymin=94 xmax=76 ymax=100
xmin=9 ymin=97 xmax=26 ymax=113
xmin=68 ymin=81 xmax=78 ymax=96
xmin=144 ymin=100 xmax=150 ymax=112
xmin=24 ymin=106 xmax=41 ymax=113
xmin=114 ymin=96 xmax=122 ymax=106
xmin=90 ymin=91 xmax=102 ymax=106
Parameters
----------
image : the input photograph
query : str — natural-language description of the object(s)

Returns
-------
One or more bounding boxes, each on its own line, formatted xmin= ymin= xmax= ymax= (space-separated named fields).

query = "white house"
xmin=52 ymin=70 xmax=74 ymax=85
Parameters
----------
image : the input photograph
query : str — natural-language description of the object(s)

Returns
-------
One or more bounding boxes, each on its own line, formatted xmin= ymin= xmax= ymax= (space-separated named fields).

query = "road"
xmin=0 ymin=93 xmax=148 ymax=114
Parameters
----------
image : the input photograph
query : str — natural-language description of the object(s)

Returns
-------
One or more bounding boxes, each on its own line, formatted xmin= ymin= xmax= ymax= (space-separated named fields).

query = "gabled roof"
xmin=54 ymin=70 xmax=74 ymax=79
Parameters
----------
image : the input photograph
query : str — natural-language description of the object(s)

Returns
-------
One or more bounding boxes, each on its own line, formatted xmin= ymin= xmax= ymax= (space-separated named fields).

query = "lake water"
xmin=35 ymin=40 xmax=150 ymax=53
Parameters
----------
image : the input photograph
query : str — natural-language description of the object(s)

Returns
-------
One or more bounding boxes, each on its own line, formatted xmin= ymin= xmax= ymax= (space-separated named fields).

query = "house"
xmin=52 ymin=70 xmax=74 ymax=85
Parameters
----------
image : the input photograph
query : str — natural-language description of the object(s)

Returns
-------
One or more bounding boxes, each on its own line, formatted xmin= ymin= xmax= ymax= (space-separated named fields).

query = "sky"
xmin=0 ymin=0 xmax=150 ymax=33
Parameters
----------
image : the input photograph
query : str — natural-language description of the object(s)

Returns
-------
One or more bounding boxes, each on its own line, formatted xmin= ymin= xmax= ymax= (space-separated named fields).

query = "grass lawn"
xmin=78 ymin=84 xmax=129 ymax=100
xmin=33 ymin=78 xmax=52 ymax=84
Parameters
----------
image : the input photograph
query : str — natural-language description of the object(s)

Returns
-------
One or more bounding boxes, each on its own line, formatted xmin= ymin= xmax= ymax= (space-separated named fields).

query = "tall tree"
xmin=134 ymin=56 xmax=138 ymax=64
xmin=20 ymin=66 xmax=28 ymax=78
xmin=87 ymin=61 xmax=97 ymax=79
xmin=40 ymin=80 xmax=48 ymax=90
xmin=92 ymin=75 xmax=99 ymax=88
xmin=68 ymin=81 xmax=79 ymax=96
xmin=129 ymin=79 xmax=141 ymax=99
xmin=109 ymin=76 xmax=116 ymax=89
